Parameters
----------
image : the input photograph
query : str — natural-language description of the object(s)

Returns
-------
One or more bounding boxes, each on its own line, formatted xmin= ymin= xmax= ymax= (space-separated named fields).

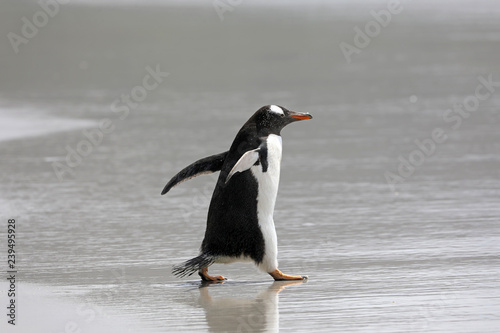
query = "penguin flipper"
xmin=161 ymin=151 xmax=229 ymax=195
xmin=226 ymin=143 xmax=268 ymax=183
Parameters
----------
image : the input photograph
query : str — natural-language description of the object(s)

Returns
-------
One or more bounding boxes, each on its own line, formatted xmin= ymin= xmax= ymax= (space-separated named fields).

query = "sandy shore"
xmin=1 ymin=1 xmax=499 ymax=332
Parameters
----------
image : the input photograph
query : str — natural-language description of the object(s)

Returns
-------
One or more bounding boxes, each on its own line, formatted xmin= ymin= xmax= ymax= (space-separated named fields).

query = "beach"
xmin=1 ymin=0 xmax=500 ymax=332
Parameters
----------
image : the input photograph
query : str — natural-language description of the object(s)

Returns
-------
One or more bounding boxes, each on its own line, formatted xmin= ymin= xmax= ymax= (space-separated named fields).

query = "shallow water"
xmin=1 ymin=1 xmax=500 ymax=332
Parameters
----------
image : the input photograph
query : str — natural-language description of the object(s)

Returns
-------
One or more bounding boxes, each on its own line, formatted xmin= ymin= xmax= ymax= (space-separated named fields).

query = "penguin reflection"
xmin=198 ymin=280 xmax=304 ymax=333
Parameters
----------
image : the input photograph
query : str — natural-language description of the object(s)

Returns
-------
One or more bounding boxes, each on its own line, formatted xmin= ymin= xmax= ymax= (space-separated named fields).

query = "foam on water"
xmin=0 ymin=105 xmax=96 ymax=142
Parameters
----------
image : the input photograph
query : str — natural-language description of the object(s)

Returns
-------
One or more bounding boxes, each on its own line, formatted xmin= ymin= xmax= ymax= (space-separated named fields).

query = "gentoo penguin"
xmin=161 ymin=105 xmax=312 ymax=281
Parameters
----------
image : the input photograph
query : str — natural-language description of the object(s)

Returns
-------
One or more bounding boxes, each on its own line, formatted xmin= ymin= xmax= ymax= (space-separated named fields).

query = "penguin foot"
xmin=269 ymin=269 xmax=308 ymax=281
xmin=198 ymin=267 xmax=227 ymax=281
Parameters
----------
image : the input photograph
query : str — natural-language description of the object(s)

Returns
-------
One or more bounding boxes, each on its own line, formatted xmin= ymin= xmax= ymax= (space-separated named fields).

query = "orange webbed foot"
xmin=269 ymin=268 xmax=308 ymax=281
xmin=198 ymin=267 xmax=227 ymax=281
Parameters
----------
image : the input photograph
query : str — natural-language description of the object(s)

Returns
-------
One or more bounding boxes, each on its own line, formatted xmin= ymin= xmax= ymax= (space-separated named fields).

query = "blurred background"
xmin=1 ymin=0 xmax=499 ymax=332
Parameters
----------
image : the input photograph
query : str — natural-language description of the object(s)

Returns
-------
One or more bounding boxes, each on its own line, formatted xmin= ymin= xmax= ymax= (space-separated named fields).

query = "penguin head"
xmin=253 ymin=105 xmax=312 ymax=135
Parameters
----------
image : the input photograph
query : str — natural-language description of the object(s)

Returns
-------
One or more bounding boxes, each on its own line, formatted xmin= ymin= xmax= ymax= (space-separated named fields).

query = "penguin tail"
xmin=172 ymin=254 xmax=215 ymax=278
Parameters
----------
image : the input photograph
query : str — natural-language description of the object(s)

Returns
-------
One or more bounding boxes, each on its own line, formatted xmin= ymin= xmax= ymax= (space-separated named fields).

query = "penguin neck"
xmin=256 ymin=126 xmax=281 ymax=137
xmin=240 ymin=120 xmax=282 ymax=138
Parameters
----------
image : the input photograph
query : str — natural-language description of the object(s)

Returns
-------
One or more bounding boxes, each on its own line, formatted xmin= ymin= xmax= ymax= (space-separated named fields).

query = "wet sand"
xmin=1 ymin=1 xmax=500 ymax=332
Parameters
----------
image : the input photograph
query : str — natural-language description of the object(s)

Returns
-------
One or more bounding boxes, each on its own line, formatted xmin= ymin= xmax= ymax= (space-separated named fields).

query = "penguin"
xmin=161 ymin=105 xmax=312 ymax=281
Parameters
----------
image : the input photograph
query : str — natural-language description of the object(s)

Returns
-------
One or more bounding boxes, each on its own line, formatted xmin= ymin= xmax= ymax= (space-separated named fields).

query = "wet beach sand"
xmin=1 ymin=1 xmax=499 ymax=332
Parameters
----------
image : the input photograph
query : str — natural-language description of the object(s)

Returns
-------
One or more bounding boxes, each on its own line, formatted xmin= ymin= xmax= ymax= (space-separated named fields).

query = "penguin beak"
xmin=288 ymin=111 xmax=313 ymax=121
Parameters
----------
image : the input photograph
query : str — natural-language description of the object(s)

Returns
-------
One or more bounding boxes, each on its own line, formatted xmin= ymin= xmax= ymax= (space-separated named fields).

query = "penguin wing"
xmin=161 ymin=151 xmax=229 ymax=195
xmin=225 ymin=142 xmax=268 ymax=184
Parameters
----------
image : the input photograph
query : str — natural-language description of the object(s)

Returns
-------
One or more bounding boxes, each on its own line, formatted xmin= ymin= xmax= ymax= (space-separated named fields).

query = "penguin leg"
xmin=269 ymin=268 xmax=307 ymax=281
xmin=198 ymin=267 xmax=227 ymax=281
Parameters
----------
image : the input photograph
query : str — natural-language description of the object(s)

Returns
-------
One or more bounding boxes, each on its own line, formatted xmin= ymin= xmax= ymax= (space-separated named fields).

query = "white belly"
xmin=250 ymin=134 xmax=282 ymax=272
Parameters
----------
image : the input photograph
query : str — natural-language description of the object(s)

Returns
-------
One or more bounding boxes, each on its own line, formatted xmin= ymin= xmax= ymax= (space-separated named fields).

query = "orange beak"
xmin=289 ymin=111 xmax=313 ymax=121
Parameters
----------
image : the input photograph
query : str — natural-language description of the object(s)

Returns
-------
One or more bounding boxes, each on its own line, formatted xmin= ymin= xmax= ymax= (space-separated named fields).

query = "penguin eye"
xmin=269 ymin=105 xmax=285 ymax=117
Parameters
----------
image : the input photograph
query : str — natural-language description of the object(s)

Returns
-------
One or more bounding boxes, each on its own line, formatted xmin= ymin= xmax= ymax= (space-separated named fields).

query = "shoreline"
xmin=0 ymin=107 xmax=96 ymax=143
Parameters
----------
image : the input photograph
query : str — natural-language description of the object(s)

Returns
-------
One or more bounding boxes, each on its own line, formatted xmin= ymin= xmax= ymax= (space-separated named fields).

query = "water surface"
xmin=1 ymin=1 xmax=499 ymax=332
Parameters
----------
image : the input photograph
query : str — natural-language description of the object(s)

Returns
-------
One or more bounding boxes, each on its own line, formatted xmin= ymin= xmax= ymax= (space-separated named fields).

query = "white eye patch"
xmin=269 ymin=105 xmax=284 ymax=115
